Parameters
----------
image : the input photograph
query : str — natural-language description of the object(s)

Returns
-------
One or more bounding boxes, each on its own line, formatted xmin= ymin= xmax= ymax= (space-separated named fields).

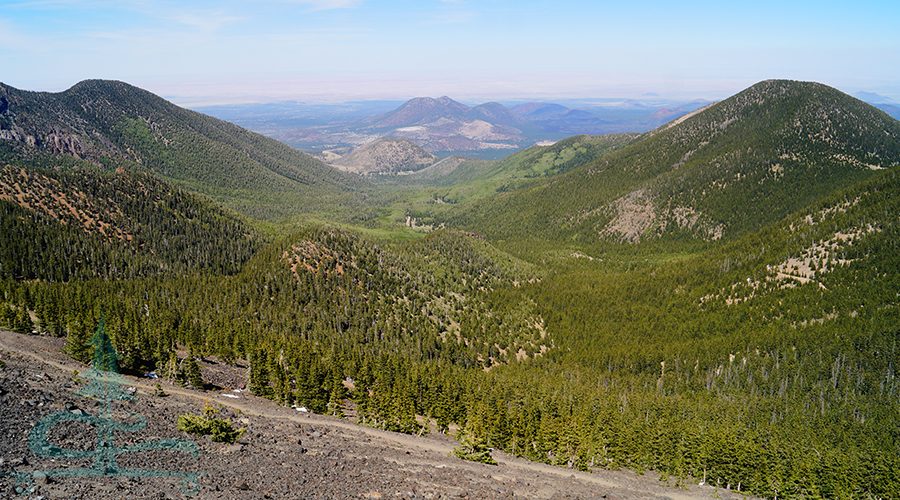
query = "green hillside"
xmin=0 ymin=80 xmax=368 ymax=220
xmin=0 ymin=164 xmax=263 ymax=281
xmin=391 ymin=133 xmax=638 ymax=232
xmin=444 ymin=80 xmax=900 ymax=257
xmin=411 ymin=133 xmax=638 ymax=187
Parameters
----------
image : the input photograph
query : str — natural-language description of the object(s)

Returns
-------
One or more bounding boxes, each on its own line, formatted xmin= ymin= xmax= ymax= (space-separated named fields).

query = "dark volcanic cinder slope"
xmin=0 ymin=80 xmax=366 ymax=217
xmin=0 ymin=330 xmax=753 ymax=500
xmin=448 ymin=80 xmax=900 ymax=249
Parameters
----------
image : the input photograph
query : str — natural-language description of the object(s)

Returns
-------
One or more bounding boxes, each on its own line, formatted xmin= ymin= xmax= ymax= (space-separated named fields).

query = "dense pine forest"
xmin=2 ymin=79 xmax=900 ymax=499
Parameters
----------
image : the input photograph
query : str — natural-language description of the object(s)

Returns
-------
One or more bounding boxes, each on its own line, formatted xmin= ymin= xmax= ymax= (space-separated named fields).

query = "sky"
xmin=2 ymin=0 xmax=899 ymax=106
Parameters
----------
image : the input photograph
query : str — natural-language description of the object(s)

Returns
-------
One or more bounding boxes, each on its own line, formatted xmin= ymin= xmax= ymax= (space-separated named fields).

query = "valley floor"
xmin=0 ymin=329 xmax=756 ymax=500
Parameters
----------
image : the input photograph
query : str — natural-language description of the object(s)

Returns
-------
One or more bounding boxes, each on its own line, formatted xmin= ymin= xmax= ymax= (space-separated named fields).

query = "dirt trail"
xmin=0 ymin=329 xmax=752 ymax=500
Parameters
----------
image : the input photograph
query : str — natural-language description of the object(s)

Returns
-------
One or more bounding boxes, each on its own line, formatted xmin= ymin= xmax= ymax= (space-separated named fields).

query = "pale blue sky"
xmin=2 ymin=0 xmax=898 ymax=105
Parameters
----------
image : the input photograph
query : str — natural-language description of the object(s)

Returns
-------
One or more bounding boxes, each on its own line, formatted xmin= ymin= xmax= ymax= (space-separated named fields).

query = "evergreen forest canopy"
xmin=2 ymin=78 xmax=900 ymax=499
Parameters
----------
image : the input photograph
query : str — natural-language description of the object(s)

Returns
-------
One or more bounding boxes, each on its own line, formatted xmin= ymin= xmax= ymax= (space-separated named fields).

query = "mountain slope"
xmin=447 ymin=80 xmax=900 ymax=251
xmin=0 ymin=164 xmax=262 ymax=281
xmin=408 ymin=133 xmax=637 ymax=188
xmin=332 ymin=138 xmax=436 ymax=175
xmin=0 ymin=80 xmax=366 ymax=219
xmin=363 ymin=96 xmax=470 ymax=128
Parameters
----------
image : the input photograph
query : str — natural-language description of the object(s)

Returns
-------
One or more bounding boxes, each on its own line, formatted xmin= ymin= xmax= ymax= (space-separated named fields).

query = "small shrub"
xmin=450 ymin=431 xmax=497 ymax=465
xmin=177 ymin=403 xmax=246 ymax=444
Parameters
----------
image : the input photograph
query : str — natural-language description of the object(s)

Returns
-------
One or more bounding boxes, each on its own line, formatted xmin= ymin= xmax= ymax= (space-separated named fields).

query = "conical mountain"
xmin=364 ymin=96 xmax=471 ymax=128
xmin=449 ymin=80 xmax=900 ymax=247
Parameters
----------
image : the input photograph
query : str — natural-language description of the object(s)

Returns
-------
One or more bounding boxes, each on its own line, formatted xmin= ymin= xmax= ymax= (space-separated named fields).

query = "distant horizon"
xmin=4 ymin=1 xmax=898 ymax=108
xmin=4 ymin=75 xmax=899 ymax=110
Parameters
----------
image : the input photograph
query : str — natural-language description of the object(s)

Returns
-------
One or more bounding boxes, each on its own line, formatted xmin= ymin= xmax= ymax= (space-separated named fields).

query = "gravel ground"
xmin=0 ymin=330 xmax=756 ymax=500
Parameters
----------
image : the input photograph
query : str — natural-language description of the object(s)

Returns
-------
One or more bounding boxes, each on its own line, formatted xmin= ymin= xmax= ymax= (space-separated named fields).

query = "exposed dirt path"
xmin=1 ymin=329 xmax=754 ymax=500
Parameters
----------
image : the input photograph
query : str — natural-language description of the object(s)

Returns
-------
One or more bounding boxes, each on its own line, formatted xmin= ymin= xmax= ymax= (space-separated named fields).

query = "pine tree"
xmin=248 ymin=347 xmax=273 ymax=398
xmin=184 ymin=354 xmax=204 ymax=390
xmin=12 ymin=306 xmax=33 ymax=334
xmin=63 ymin=304 xmax=94 ymax=364
xmin=327 ymin=375 xmax=346 ymax=417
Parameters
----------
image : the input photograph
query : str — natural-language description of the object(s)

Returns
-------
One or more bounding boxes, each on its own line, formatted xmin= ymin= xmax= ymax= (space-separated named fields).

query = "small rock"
xmin=235 ymin=480 xmax=250 ymax=491
xmin=310 ymin=431 xmax=322 ymax=438
xmin=361 ymin=493 xmax=382 ymax=499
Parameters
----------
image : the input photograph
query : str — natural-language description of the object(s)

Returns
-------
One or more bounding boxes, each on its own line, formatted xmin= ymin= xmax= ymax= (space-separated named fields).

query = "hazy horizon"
xmin=3 ymin=0 xmax=899 ymax=107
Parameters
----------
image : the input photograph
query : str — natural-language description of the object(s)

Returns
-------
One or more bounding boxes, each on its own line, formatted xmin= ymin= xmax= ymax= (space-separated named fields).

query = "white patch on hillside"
xmin=599 ymin=189 xmax=657 ymax=242
xmin=701 ymin=197 xmax=881 ymax=310
xmin=596 ymin=189 xmax=724 ymax=243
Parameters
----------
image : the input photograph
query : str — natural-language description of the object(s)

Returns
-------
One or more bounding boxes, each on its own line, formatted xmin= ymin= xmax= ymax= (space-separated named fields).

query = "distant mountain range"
xmin=198 ymin=95 xmax=712 ymax=160
xmin=854 ymin=91 xmax=900 ymax=120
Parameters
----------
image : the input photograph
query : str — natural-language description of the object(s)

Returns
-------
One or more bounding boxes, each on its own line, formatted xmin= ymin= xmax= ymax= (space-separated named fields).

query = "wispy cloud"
xmin=275 ymin=0 xmax=367 ymax=10
xmin=166 ymin=9 xmax=243 ymax=33
xmin=423 ymin=0 xmax=477 ymax=24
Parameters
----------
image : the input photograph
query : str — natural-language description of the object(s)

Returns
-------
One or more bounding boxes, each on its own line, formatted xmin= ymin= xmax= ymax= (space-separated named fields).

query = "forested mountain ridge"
xmin=446 ymin=80 xmax=900 ymax=253
xmin=0 ymin=164 xmax=263 ymax=280
xmin=0 ymin=80 xmax=367 ymax=219
xmin=0 ymin=226 xmax=548 ymax=423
